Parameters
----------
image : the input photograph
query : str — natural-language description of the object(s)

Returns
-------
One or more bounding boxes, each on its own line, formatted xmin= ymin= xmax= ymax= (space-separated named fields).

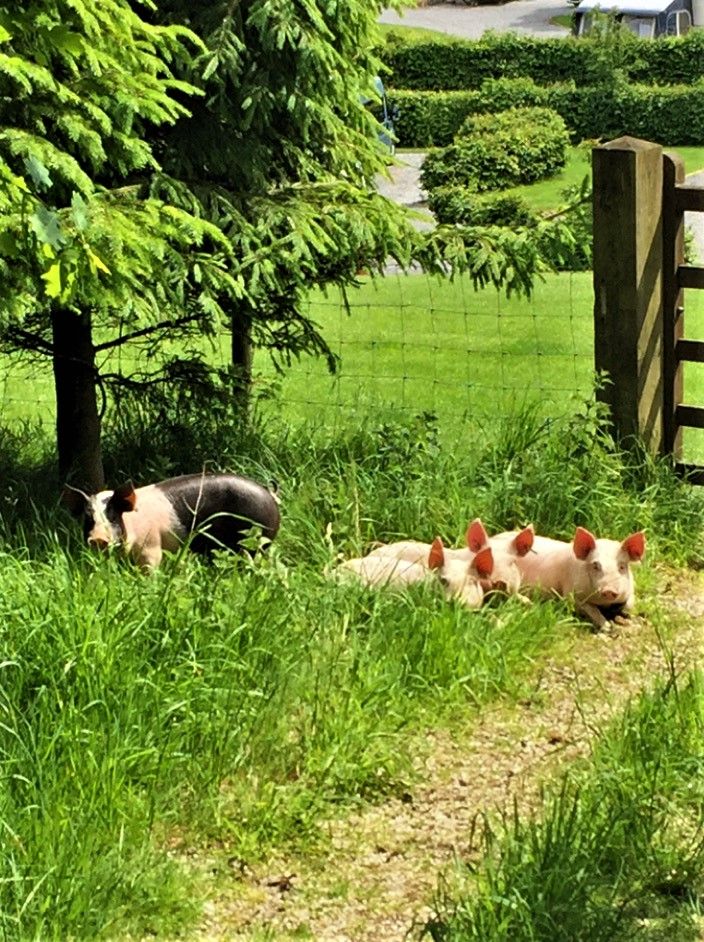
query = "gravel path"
xmin=379 ymin=0 xmax=571 ymax=40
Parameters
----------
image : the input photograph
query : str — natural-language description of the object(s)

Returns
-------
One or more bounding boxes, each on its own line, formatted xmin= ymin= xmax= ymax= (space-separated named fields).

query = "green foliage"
xmin=0 ymin=389 xmax=701 ymax=933
xmin=145 ymin=0 xmax=432 ymax=373
xmin=536 ymin=176 xmax=593 ymax=272
xmin=384 ymin=88 xmax=484 ymax=148
xmin=426 ymin=671 xmax=704 ymax=941
xmin=390 ymin=80 xmax=704 ymax=148
xmin=0 ymin=1 xmax=224 ymax=325
xmin=420 ymin=107 xmax=569 ymax=194
xmin=428 ymin=190 xmax=537 ymax=227
xmin=383 ymin=32 xmax=594 ymax=91
xmin=382 ymin=29 xmax=704 ymax=91
xmin=1 ymin=0 xmax=566 ymax=486
xmin=470 ymin=76 xmax=573 ymax=112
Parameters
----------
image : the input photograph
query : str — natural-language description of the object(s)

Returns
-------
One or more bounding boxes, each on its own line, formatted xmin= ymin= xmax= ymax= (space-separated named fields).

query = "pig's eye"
xmin=619 ymin=563 xmax=627 ymax=573
xmin=439 ymin=575 xmax=450 ymax=587
xmin=592 ymin=561 xmax=602 ymax=572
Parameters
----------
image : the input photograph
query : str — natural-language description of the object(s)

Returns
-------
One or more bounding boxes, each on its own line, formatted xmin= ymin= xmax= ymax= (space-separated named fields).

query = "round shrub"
xmin=428 ymin=189 xmax=537 ymax=227
xmin=421 ymin=106 xmax=569 ymax=193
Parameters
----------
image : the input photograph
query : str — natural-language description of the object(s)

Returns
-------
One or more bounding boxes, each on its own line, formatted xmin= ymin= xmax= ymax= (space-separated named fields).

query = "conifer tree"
xmin=0 ymin=1 xmax=238 ymax=488
xmin=0 ymin=1 xmax=572 ymax=488
xmin=150 ymin=1 xmax=567 ymax=404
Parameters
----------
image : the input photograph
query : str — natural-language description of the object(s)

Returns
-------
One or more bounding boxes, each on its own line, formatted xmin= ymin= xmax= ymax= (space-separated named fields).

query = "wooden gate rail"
xmin=664 ymin=153 xmax=704 ymax=484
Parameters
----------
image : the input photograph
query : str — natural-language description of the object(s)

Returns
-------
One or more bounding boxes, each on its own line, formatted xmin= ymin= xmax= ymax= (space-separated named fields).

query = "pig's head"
xmin=489 ymin=524 xmax=534 ymax=595
xmin=428 ymin=536 xmax=493 ymax=608
xmin=62 ymin=482 xmax=137 ymax=549
xmin=466 ymin=519 xmax=533 ymax=595
xmin=573 ymin=526 xmax=646 ymax=607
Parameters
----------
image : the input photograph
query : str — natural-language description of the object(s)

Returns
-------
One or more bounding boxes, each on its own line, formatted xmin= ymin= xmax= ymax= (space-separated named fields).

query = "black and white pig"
xmin=63 ymin=472 xmax=280 ymax=570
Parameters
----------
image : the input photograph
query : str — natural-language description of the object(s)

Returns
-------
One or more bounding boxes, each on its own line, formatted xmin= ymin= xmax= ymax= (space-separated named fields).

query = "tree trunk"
xmin=231 ymin=305 xmax=253 ymax=414
xmin=51 ymin=307 xmax=104 ymax=492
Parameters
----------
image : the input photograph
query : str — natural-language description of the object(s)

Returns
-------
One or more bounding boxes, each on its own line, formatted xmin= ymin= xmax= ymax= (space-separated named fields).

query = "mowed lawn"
xmin=506 ymin=145 xmax=704 ymax=212
xmin=252 ymin=271 xmax=595 ymax=436
xmin=2 ymin=271 xmax=704 ymax=460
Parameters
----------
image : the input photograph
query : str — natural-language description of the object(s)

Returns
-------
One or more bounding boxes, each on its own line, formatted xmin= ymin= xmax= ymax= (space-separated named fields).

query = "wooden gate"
xmin=593 ymin=136 xmax=704 ymax=483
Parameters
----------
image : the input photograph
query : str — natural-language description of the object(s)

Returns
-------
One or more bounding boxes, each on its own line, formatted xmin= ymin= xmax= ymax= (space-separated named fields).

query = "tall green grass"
xmin=0 ymin=399 xmax=701 ymax=937
xmin=426 ymin=669 xmax=704 ymax=942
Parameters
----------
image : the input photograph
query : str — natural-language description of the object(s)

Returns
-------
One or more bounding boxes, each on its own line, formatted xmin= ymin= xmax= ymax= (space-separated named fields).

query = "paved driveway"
xmin=379 ymin=1 xmax=571 ymax=40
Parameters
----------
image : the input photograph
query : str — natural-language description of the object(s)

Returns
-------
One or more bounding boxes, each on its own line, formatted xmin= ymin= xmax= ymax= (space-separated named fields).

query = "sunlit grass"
xmin=4 ymin=271 xmax=704 ymax=463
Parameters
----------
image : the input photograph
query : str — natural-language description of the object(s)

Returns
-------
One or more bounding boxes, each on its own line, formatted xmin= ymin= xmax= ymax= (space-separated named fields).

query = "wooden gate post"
xmin=662 ymin=151 xmax=685 ymax=462
xmin=592 ymin=136 xmax=664 ymax=452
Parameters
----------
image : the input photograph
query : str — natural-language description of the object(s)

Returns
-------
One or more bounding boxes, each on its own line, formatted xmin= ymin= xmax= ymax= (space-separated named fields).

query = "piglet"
xmin=449 ymin=519 xmax=534 ymax=599
xmin=370 ymin=518 xmax=533 ymax=599
xmin=336 ymin=537 xmax=494 ymax=609
xmin=63 ymin=472 xmax=280 ymax=570
xmin=511 ymin=526 xmax=646 ymax=630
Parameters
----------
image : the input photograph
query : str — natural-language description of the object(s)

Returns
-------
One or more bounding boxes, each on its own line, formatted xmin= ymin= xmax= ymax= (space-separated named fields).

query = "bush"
xmin=469 ymin=75 xmax=555 ymax=112
xmin=389 ymin=81 xmax=704 ymax=148
xmin=385 ymin=89 xmax=483 ymax=147
xmin=383 ymin=30 xmax=704 ymax=91
xmin=428 ymin=189 xmax=537 ymax=227
xmin=420 ymin=107 xmax=569 ymax=193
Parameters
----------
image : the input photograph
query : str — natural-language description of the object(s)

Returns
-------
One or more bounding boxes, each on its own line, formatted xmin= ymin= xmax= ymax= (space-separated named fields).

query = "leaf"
xmin=30 ymin=206 xmax=65 ymax=249
xmin=86 ymin=247 xmax=111 ymax=275
xmin=41 ymin=262 xmax=62 ymax=298
xmin=24 ymin=155 xmax=52 ymax=191
xmin=49 ymin=26 xmax=83 ymax=55
xmin=71 ymin=192 xmax=89 ymax=231
xmin=202 ymin=54 xmax=219 ymax=81
xmin=0 ymin=25 xmax=10 ymax=43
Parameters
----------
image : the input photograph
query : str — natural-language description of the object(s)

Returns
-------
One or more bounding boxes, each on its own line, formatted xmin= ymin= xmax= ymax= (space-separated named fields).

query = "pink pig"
xmin=337 ymin=537 xmax=494 ymax=609
xmin=369 ymin=518 xmax=534 ymax=599
xmin=506 ymin=526 xmax=646 ymax=630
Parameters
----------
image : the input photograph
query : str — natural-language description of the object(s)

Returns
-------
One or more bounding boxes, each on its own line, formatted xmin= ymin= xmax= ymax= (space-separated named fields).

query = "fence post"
xmin=662 ymin=151 xmax=685 ymax=462
xmin=592 ymin=136 xmax=664 ymax=452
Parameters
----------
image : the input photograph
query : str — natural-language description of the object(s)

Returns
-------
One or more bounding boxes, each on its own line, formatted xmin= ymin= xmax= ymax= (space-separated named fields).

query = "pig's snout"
xmin=599 ymin=588 xmax=620 ymax=602
xmin=88 ymin=535 xmax=110 ymax=551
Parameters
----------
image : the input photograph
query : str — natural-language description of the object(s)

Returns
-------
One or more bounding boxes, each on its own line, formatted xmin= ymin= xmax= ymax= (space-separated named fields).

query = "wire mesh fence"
xmin=1 ymin=270 xmax=596 ymax=445
xmin=250 ymin=270 xmax=595 ymax=441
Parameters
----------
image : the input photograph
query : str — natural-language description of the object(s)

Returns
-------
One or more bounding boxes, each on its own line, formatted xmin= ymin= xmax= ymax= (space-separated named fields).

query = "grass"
xmin=505 ymin=145 xmax=704 ymax=213
xmin=427 ymin=668 xmax=704 ymax=942
xmin=4 ymin=270 xmax=704 ymax=463
xmin=4 ymin=273 xmax=596 ymax=431
xmin=0 ymin=382 xmax=702 ymax=936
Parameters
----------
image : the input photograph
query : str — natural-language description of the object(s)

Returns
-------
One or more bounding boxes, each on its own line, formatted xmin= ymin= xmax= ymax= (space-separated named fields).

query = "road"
xmin=379 ymin=1 xmax=571 ymax=40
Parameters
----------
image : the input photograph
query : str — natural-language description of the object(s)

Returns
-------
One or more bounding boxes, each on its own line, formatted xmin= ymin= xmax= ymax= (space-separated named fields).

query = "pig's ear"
xmin=473 ymin=546 xmax=494 ymax=578
xmin=513 ymin=524 xmax=534 ymax=557
xmin=622 ymin=531 xmax=646 ymax=562
xmin=60 ymin=484 xmax=88 ymax=518
xmin=428 ymin=537 xmax=445 ymax=570
xmin=573 ymin=527 xmax=596 ymax=560
xmin=109 ymin=481 xmax=137 ymax=513
xmin=466 ymin=518 xmax=489 ymax=553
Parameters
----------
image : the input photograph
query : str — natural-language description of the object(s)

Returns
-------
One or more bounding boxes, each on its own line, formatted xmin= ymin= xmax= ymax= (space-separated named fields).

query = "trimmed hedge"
xmin=420 ymin=107 xmax=569 ymax=193
xmin=383 ymin=31 xmax=704 ymax=91
xmin=389 ymin=80 xmax=704 ymax=148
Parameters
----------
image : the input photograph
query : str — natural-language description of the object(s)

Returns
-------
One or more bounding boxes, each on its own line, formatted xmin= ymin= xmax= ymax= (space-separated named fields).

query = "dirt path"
xmin=181 ymin=568 xmax=704 ymax=942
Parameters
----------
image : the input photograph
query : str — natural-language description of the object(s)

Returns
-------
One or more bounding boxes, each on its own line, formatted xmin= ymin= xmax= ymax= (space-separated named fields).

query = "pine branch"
xmin=93 ymin=313 xmax=204 ymax=351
